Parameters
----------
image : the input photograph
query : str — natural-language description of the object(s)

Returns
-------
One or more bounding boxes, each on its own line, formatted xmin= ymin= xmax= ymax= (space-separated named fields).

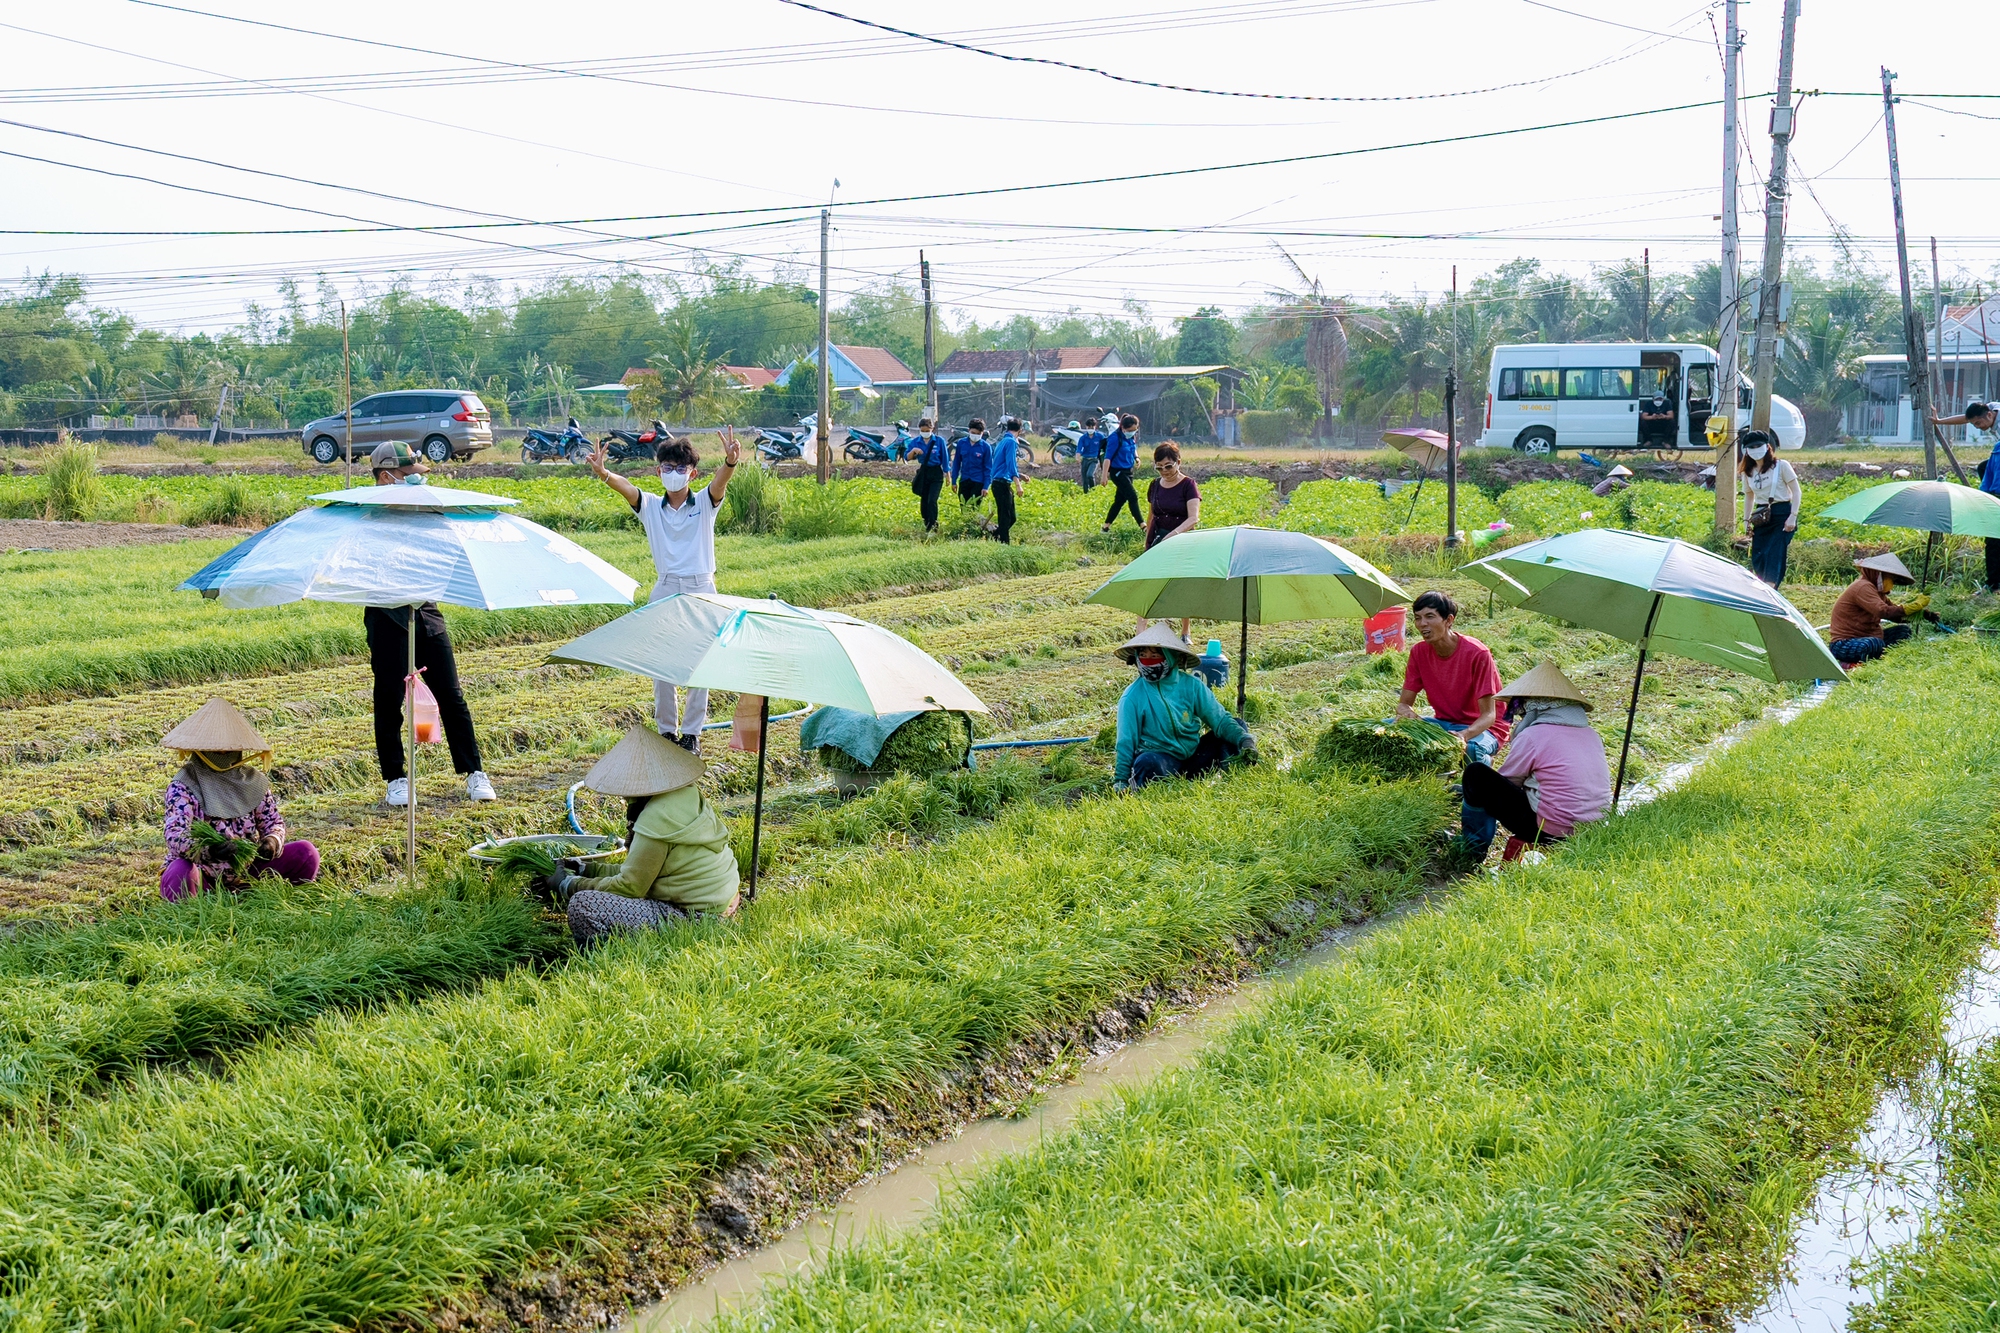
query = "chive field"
xmin=721 ymin=642 xmax=2000 ymax=1332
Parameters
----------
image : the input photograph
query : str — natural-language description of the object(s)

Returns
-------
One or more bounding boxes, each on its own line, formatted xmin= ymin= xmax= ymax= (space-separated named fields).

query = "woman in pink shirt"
xmin=1461 ymin=661 xmax=1610 ymax=860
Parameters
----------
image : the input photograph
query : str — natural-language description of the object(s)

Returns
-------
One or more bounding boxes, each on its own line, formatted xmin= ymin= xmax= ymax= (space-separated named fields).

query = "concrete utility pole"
xmin=1641 ymin=248 xmax=1651 ymax=341
xmin=1881 ymin=69 xmax=1963 ymax=481
xmin=342 ymin=300 xmax=353 ymax=488
xmin=817 ymin=206 xmax=832 ymax=484
xmin=1715 ymin=0 xmax=1742 ymax=534
xmin=1024 ymin=328 xmax=1037 ymax=432
xmin=920 ymin=252 xmax=937 ymax=421
xmin=1932 ymin=236 xmax=1947 ymax=420
xmin=1445 ymin=264 xmax=1459 ymax=548
xmin=1748 ymin=0 xmax=1802 ymax=443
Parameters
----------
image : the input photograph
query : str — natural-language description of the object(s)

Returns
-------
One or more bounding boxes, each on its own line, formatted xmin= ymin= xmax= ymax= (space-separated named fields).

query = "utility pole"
xmin=1641 ymin=248 xmax=1651 ymax=341
xmin=920 ymin=252 xmax=937 ymax=422
xmin=1024 ymin=328 xmax=1037 ymax=432
xmin=1715 ymin=0 xmax=1741 ymax=535
xmin=1881 ymin=70 xmax=1965 ymax=481
xmin=1932 ymin=237 xmax=1947 ymax=419
xmin=1445 ymin=264 xmax=1459 ymax=548
xmin=816 ymin=206 xmax=832 ymax=484
xmin=341 ymin=300 xmax=353 ymax=488
xmin=1748 ymin=0 xmax=1802 ymax=445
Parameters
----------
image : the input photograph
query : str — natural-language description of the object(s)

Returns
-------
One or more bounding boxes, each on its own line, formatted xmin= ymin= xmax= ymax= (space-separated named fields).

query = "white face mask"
xmin=660 ymin=469 xmax=691 ymax=491
xmin=1744 ymin=444 xmax=1770 ymax=461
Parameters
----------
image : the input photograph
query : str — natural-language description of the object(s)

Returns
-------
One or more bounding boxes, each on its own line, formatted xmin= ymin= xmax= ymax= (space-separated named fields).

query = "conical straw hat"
xmin=1114 ymin=621 xmax=1200 ymax=666
xmin=1854 ymin=551 xmax=1915 ymax=583
xmin=159 ymin=698 xmax=272 ymax=754
xmin=1495 ymin=659 xmax=1592 ymax=709
xmin=583 ymin=725 xmax=705 ymax=797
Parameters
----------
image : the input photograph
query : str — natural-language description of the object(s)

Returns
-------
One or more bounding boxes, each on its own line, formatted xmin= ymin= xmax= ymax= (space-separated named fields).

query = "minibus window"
xmin=1563 ymin=369 xmax=1635 ymax=399
xmin=1499 ymin=367 xmax=1558 ymax=400
xmin=1686 ymin=365 xmax=1714 ymax=408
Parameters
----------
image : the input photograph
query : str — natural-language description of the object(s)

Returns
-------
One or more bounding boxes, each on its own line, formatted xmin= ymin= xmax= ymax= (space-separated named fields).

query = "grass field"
xmin=721 ymin=642 xmax=2000 ymax=1333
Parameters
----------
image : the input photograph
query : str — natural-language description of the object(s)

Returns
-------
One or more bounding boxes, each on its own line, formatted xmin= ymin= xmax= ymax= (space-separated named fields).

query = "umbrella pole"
xmin=1402 ymin=468 xmax=1428 ymax=529
xmin=1237 ymin=579 xmax=1249 ymax=717
xmin=1922 ymin=531 xmax=1937 ymax=591
xmin=747 ymin=695 xmax=769 ymax=902
xmin=406 ymin=604 xmax=418 ymax=895
xmin=1613 ymin=593 xmax=1663 ymax=810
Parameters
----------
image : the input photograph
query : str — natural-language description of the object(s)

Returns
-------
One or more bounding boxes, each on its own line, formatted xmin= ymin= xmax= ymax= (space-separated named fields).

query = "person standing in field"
xmin=990 ymin=416 xmax=1028 ymax=544
xmin=1101 ymin=413 xmax=1143 ymax=531
xmin=952 ymin=418 xmax=993 ymax=507
xmin=1143 ymin=443 xmax=1200 ymax=551
xmin=1395 ymin=589 xmax=1508 ymax=862
xmin=364 ymin=441 xmax=494 ymax=806
xmin=1738 ymin=428 xmax=1800 ymax=586
xmin=908 ymin=416 xmax=949 ymax=533
xmin=588 ymin=426 xmax=742 ymax=752
xmin=1932 ymin=402 xmax=2000 ymax=589
xmin=1076 ymin=416 xmax=1103 ymax=492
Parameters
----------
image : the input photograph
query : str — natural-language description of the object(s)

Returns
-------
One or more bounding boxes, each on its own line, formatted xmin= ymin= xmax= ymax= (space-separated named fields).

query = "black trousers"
xmin=957 ymin=478 xmax=984 ymax=504
xmin=365 ymin=607 xmax=484 ymax=780
xmin=1461 ymin=762 xmax=1560 ymax=845
xmin=1104 ymin=467 xmax=1142 ymax=527
xmin=914 ymin=464 xmax=945 ymax=531
xmin=992 ymin=479 xmax=1016 ymax=543
xmin=1986 ymin=537 xmax=2000 ymax=591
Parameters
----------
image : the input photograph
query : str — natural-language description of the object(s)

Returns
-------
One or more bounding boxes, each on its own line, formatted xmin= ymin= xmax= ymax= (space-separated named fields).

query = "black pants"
xmin=1462 ymin=762 xmax=1561 ymax=846
xmin=1749 ymin=502 xmax=1794 ymax=586
xmin=1986 ymin=537 xmax=2000 ymax=591
xmin=992 ymin=479 xmax=1016 ymax=543
xmin=914 ymin=464 xmax=944 ymax=531
xmin=1129 ymin=732 xmax=1241 ymax=789
xmin=957 ymin=478 xmax=984 ymax=504
xmin=1104 ymin=467 xmax=1142 ymax=527
xmin=365 ymin=607 xmax=484 ymax=781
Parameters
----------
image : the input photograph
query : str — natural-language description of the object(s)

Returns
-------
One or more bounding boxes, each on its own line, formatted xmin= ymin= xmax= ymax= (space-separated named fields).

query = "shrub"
xmin=719 ymin=461 xmax=781 ymax=535
xmin=39 ymin=440 xmax=103 ymax=521
xmin=780 ymin=477 xmax=862 ymax=540
xmin=1241 ymin=410 xmax=1294 ymax=447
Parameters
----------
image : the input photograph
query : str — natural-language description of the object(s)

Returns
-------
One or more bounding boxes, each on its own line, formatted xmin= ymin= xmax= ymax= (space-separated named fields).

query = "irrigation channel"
xmin=626 ymin=683 xmax=1849 ymax=1332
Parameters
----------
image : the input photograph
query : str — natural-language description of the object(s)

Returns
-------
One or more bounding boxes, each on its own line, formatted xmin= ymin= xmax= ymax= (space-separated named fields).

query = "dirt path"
xmin=1 ymin=519 xmax=247 ymax=552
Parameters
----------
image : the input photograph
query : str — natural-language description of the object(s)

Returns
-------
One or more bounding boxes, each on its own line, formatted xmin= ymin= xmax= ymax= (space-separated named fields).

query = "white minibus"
xmin=1478 ymin=342 xmax=1805 ymax=455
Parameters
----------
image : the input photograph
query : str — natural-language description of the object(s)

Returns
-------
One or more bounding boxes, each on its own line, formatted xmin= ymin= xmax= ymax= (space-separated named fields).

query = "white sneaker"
xmin=384 ymin=777 xmax=409 ymax=807
xmin=466 ymin=771 xmax=497 ymax=802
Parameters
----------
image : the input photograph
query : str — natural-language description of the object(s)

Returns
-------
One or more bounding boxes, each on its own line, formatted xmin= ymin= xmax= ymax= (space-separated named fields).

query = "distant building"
xmin=720 ymin=366 xmax=781 ymax=392
xmin=1848 ymin=296 xmax=2000 ymax=442
xmin=904 ymin=346 xmax=1124 ymax=388
xmin=772 ymin=345 xmax=914 ymax=396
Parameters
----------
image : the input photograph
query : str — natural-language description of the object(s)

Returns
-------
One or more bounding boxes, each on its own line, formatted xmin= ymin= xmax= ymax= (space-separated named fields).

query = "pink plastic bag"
xmin=410 ymin=673 xmax=442 ymax=743
xmin=1363 ymin=606 xmax=1407 ymax=655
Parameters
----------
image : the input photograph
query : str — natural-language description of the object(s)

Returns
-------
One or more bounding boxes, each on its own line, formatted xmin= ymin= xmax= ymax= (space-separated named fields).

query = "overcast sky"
xmin=0 ymin=0 xmax=1993 ymax=336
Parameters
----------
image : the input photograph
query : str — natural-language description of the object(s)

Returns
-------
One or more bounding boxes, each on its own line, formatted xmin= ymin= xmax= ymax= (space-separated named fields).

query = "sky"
xmin=0 ymin=0 xmax=1994 ymax=337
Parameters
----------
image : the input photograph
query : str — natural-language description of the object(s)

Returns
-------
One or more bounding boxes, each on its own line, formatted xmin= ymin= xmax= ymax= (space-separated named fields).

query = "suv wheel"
xmin=310 ymin=436 xmax=340 ymax=465
xmin=1513 ymin=427 xmax=1556 ymax=456
xmin=422 ymin=435 xmax=453 ymax=464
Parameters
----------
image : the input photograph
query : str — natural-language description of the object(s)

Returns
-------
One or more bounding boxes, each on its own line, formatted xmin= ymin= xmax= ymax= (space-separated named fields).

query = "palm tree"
xmin=1777 ymin=309 xmax=1864 ymax=445
xmin=648 ymin=314 xmax=734 ymax=426
xmin=1251 ymin=247 xmax=1382 ymax=443
xmin=146 ymin=340 xmax=221 ymax=419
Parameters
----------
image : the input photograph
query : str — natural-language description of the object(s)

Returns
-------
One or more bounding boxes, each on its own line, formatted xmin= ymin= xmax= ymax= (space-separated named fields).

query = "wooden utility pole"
xmin=1715 ymin=0 xmax=1742 ymax=534
xmin=1641 ymin=248 xmax=1651 ymax=341
xmin=1881 ymin=71 xmax=1966 ymax=482
xmin=816 ymin=207 xmax=832 ymax=484
xmin=1932 ymin=237 xmax=1947 ymax=417
xmin=1748 ymin=0 xmax=1802 ymax=442
xmin=1024 ymin=329 xmax=1037 ymax=432
xmin=342 ymin=300 xmax=353 ymax=488
xmin=1445 ymin=264 xmax=1459 ymax=548
xmin=920 ymin=252 xmax=937 ymax=421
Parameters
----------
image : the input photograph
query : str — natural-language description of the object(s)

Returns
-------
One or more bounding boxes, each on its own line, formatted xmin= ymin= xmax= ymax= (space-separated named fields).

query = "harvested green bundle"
xmin=1313 ymin=717 xmax=1463 ymax=779
xmin=488 ymin=840 xmax=582 ymax=887
xmin=190 ymin=820 xmax=258 ymax=875
xmin=816 ymin=709 xmax=972 ymax=775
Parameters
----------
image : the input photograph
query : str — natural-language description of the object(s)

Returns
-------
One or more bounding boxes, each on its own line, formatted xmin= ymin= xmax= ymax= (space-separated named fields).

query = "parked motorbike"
xmin=1047 ymin=425 xmax=1083 ymax=463
xmin=842 ymin=422 xmax=911 ymax=463
xmin=599 ymin=419 xmax=680 ymax=463
xmin=755 ymin=427 xmax=804 ymax=461
xmin=948 ymin=430 xmax=1038 ymax=467
xmin=522 ymin=417 xmax=593 ymax=465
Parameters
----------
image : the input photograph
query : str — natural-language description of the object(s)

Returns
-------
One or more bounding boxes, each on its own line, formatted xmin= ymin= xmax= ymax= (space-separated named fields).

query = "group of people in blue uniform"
xmin=905 ymin=414 xmax=1029 ymax=543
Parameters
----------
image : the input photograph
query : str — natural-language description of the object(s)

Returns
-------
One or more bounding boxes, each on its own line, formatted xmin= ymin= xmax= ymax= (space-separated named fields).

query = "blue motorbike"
xmin=522 ymin=416 xmax=593 ymax=465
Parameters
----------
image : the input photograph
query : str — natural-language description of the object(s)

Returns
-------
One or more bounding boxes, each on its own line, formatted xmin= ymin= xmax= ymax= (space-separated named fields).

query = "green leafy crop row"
xmin=728 ymin=641 xmax=2000 ymax=1333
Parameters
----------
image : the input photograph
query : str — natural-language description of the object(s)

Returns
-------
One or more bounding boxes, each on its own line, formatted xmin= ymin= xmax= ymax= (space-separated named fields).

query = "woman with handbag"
xmin=1739 ymin=429 xmax=1801 ymax=586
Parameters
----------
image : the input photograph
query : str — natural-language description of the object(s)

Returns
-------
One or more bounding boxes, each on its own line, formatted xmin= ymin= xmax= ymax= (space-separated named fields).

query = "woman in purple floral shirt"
xmin=158 ymin=699 xmax=319 ymax=901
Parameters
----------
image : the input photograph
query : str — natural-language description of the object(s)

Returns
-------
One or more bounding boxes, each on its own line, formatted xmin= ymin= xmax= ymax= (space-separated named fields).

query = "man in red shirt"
xmin=1396 ymin=590 xmax=1507 ymax=863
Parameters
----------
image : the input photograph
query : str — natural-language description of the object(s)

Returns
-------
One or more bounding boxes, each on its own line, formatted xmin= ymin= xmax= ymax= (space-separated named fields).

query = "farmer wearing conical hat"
xmin=1460 ymin=660 xmax=1610 ymax=862
xmin=536 ymin=726 xmax=740 ymax=945
xmin=1112 ymin=623 xmax=1256 ymax=791
xmin=158 ymin=699 xmax=319 ymax=901
xmin=1828 ymin=552 xmax=1930 ymax=665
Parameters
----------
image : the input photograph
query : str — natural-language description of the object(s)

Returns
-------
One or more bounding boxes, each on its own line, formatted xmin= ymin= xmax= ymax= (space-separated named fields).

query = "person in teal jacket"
xmin=1113 ymin=623 xmax=1257 ymax=790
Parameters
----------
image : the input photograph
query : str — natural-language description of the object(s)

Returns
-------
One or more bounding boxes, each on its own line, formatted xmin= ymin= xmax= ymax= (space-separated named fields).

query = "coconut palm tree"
xmin=146 ymin=340 xmax=221 ymax=419
xmin=648 ymin=313 xmax=735 ymax=426
xmin=1777 ymin=309 xmax=1864 ymax=446
xmin=1251 ymin=247 xmax=1382 ymax=443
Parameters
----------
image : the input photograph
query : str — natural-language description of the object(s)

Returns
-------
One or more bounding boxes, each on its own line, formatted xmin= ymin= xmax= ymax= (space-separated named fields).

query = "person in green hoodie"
xmin=537 ymin=726 xmax=741 ymax=945
xmin=1113 ymin=623 xmax=1257 ymax=790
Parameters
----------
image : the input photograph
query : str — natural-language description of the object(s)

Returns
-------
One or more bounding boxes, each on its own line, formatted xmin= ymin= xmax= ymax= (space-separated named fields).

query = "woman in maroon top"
xmin=1144 ymin=443 xmax=1201 ymax=551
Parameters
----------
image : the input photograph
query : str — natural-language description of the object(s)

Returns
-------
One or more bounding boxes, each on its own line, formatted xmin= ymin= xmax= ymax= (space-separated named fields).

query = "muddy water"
xmin=625 ymin=679 xmax=1841 ymax=1333
xmin=1733 ymin=934 xmax=2000 ymax=1332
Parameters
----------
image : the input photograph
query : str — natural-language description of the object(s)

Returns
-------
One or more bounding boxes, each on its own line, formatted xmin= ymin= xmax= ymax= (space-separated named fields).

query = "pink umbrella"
xmin=1381 ymin=427 xmax=1448 ymax=470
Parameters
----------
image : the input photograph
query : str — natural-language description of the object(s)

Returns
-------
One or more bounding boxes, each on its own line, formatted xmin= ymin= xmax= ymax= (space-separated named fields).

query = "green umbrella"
xmin=1083 ymin=525 xmax=1410 ymax=714
xmin=1460 ymin=528 xmax=1843 ymax=803
xmin=1817 ymin=480 xmax=2000 ymax=585
xmin=551 ymin=593 xmax=985 ymax=897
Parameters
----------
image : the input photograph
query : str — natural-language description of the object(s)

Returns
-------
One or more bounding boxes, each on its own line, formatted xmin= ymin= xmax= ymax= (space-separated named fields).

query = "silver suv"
xmin=300 ymin=391 xmax=493 ymax=464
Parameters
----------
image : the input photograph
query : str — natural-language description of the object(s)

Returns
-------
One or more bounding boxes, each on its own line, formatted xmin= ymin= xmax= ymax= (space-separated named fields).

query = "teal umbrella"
xmin=1461 ymin=528 xmax=1843 ymax=803
xmin=1817 ymin=480 xmax=2000 ymax=586
xmin=1083 ymin=525 xmax=1409 ymax=713
xmin=551 ymin=593 xmax=985 ymax=896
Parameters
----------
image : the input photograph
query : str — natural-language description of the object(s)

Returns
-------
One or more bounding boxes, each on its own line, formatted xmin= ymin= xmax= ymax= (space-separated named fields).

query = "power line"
xmin=1516 ymin=0 xmax=1713 ymax=42
xmin=776 ymin=0 xmax=1695 ymax=101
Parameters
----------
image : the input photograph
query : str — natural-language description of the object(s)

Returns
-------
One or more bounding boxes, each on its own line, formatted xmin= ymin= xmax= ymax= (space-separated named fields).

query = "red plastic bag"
xmin=1363 ymin=606 xmax=1407 ymax=655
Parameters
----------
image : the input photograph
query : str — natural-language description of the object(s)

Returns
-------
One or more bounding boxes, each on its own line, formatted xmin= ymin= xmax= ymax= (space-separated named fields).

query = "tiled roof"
xmin=935 ymin=346 xmax=1119 ymax=374
xmin=723 ymin=365 xmax=780 ymax=390
xmin=835 ymin=345 xmax=914 ymax=383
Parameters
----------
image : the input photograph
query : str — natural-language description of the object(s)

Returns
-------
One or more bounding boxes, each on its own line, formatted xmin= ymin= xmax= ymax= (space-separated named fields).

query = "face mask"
xmin=1744 ymin=444 xmax=1769 ymax=461
xmin=1138 ymin=659 xmax=1169 ymax=681
xmin=660 ymin=469 xmax=691 ymax=491
xmin=402 ymin=473 xmax=425 ymax=485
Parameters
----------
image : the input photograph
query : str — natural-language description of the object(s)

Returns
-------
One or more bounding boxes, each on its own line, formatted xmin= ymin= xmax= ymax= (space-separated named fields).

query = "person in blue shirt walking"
xmin=1112 ymin=623 xmax=1256 ymax=790
xmin=907 ymin=415 xmax=950 ymax=533
xmin=952 ymin=418 xmax=994 ymax=506
xmin=1100 ymin=412 xmax=1143 ymax=531
xmin=1076 ymin=416 xmax=1103 ymax=492
xmin=990 ymin=416 xmax=1030 ymax=544
xmin=1934 ymin=401 xmax=2000 ymax=589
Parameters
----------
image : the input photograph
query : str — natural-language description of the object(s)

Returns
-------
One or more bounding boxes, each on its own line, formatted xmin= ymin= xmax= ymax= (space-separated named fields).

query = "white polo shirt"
xmin=639 ymin=486 xmax=720 ymax=578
